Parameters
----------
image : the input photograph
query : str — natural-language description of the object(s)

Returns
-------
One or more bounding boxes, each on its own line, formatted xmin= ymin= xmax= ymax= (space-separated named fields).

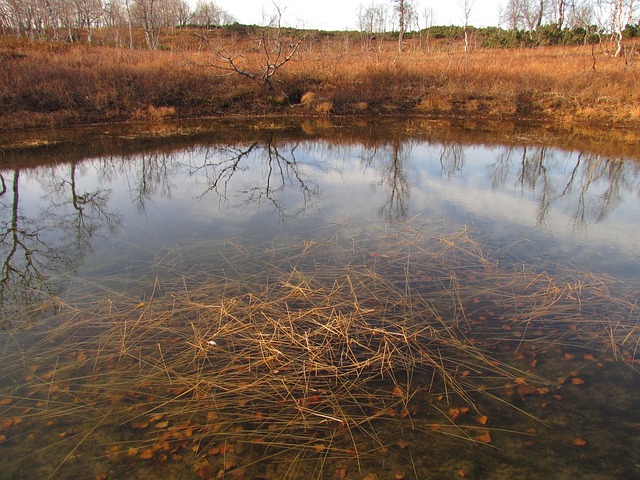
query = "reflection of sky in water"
xmin=8 ymin=137 xmax=640 ymax=282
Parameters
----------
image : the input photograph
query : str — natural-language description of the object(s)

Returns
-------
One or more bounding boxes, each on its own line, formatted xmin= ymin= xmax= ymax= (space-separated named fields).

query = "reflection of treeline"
xmin=2 ymin=118 xmax=640 ymax=170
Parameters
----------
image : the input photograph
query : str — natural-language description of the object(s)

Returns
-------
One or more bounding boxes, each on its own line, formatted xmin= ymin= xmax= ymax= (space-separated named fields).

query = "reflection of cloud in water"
xmin=6 ymin=132 xmax=640 ymax=303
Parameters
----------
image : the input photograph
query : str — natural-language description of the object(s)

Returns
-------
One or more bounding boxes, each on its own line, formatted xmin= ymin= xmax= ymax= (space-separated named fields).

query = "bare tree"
xmin=197 ymin=3 xmax=305 ymax=90
xmin=133 ymin=0 xmax=160 ymax=49
xmin=459 ymin=0 xmax=476 ymax=52
xmin=356 ymin=2 xmax=388 ymax=52
xmin=74 ymin=0 xmax=103 ymax=42
xmin=552 ymin=0 xmax=566 ymax=28
xmin=191 ymin=0 xmax=227 ymax=27
xmin=502 ymin=0 xmax=547 ymax=38
xmin=418 ymin=6 xmax=435 ymax=52
xmin=392 ymin=0 xmax=408 ymax=52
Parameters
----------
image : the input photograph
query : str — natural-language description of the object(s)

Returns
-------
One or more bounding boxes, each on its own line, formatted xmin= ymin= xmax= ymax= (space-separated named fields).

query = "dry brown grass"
xmin=1 ymin=222 xmax=638 ymax=477
xmin=0 ymin=32 xmax=638 ymax=132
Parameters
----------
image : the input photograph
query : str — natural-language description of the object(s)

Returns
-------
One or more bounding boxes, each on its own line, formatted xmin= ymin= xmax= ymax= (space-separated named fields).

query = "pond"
xmin=1 ymin=118 xmax=639 ymax=479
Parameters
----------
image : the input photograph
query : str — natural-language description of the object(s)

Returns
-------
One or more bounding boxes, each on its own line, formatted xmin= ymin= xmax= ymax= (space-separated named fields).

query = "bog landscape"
xmin=1 ymin=1 xmax=639 ymax=479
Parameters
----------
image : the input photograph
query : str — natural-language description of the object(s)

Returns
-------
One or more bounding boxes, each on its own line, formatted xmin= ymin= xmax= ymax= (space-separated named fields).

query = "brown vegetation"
xmin=0 ymin=30 xmax=639 ymax=132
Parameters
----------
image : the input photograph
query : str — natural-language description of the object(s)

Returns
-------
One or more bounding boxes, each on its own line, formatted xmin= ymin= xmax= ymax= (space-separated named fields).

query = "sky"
xmin=211 ymin=1 xmax=504 ymax=31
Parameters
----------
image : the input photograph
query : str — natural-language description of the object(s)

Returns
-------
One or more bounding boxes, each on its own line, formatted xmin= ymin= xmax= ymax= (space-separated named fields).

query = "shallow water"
xmin=0 ymin=119 xmax=639 ymax=479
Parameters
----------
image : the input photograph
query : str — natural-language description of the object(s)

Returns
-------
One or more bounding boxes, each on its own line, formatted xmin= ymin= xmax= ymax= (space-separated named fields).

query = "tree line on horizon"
xmin=0 ymin=0 xmax=638 ymax=53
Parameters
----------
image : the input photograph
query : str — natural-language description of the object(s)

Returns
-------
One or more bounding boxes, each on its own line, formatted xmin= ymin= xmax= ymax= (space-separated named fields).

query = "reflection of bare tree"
xmin=185 ymin=133 xmax=321 ymax=221
xmin=0 ymin=164 xmax=121 ymax=330
xmin=489 ymin=146 xmax=640 ymax=230
xmin=131 ymin=153 xmax=175 ymax=212
xmin=44 ymin=162 xmax=121 ymax=251
xmin=0 ymin=169 xmax=70 ymax=329
xmin=439 ymin=144 xmax=465 ymax=179
xmin=359 ymin=140 xmax=411 ymax=221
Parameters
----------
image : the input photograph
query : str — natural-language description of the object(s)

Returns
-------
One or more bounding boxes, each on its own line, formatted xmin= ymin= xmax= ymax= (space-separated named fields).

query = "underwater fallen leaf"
xmin=313 ymin=443 xmax=326 ymax=452
xmin=223 ymin=456 xmax=236 ymax=471
xmin=139 ymin=449 xmax=154 ymax=460
xmin=475 ymin=431 xmax=492 ymax=443
xmin=106 ymin=445 xmax=121 ymax=460
xmin=0 ymin=419 xmax=15 ymax=430
xmin=572 ymin=438 xmax=587 ymax=446
xmin=570 ymin=378 xmax=585 ymax=385
xmin=583 ymin=353 xmax=595 ymax=361
xmin=335 ymin=467 xmax=346 ymax=479
xmin=392 ymin=386 xmax=404 ymax=397
xmin=516 ymin=384 xmax=538 ymax=396
xmin=457 ymin=469 xmax=467 ymax=477
xmin=475 ymin=415 xmax=489 ymax=425
xmin=0 ymin=398 xmax=12 ymax=406
xmin=197 ymin=464 xmax=212 ymax=479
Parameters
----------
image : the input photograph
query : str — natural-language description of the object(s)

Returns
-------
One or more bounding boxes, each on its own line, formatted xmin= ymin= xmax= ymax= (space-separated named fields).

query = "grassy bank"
xmin=1 ymin=31 xmax=639 ymax=132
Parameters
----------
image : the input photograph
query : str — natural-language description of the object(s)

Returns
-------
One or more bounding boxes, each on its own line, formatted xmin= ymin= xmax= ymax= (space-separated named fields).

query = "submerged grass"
xmin=0 ymin=221 xmax=638 ymax=478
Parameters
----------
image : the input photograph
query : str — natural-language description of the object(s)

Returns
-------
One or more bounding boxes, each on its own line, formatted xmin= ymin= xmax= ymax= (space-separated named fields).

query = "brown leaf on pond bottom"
xmin=516 ymin=383 xmax=538 ymax=396
xmin=572 ymin=438 xmax=587 ymax=446
xmin=139 ymin=449 xmax=154 ymax=460
xmin=475 ymin=415 xmax=489 ymax=425
xmin=475 ymin=431 xmax=492 ymax=443
xmin=106 ymin=445 xmax=121 ymax=460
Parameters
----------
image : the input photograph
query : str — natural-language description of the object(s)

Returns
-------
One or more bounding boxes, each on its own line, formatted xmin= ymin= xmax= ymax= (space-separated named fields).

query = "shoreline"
xmin=2 ymin=115 xmax=639 ymax=169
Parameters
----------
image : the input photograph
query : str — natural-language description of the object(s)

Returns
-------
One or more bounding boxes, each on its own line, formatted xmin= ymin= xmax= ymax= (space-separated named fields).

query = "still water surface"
xmin=1 ymin=119 xmax=639 ymax=479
